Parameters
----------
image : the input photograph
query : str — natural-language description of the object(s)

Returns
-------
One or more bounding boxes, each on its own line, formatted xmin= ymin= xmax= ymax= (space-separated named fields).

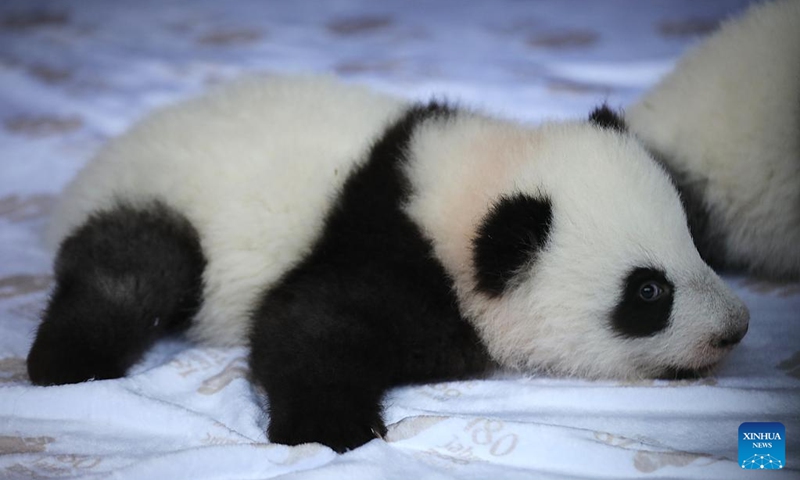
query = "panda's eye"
xmin=639 ymin=282 xmax=665 ymax=301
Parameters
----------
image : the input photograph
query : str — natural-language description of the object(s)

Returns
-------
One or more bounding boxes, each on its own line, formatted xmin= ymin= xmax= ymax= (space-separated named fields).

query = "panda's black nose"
xmin=712 ymin=324 xmax=749 ymax=349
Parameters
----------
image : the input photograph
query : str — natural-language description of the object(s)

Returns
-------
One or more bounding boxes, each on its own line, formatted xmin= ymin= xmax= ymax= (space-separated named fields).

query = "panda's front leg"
xmin=263 ymin=381 xmax=387 ymax=453
xmin=248 ymin=269 xmax=397 ymax=453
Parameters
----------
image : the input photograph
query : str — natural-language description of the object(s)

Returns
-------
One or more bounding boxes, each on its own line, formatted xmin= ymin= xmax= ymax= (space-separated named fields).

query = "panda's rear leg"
xmin=27 ymin=201 xmax=206 ymax=386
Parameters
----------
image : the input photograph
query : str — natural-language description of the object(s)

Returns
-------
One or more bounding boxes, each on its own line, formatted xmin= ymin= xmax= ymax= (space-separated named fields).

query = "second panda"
xmin=626 ymin=0 xmax=800 ymax=281
xmin=26 ymin=76 xmax=750 ymax=452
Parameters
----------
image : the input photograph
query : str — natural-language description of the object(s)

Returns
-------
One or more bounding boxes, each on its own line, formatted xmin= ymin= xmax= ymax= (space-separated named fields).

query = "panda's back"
xmin=47 ymin=76 xmax=407 ymax=345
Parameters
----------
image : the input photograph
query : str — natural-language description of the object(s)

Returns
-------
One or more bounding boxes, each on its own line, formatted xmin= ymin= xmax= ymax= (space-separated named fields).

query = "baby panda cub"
xmin=28 ymin=76 xmax=749 ymax=452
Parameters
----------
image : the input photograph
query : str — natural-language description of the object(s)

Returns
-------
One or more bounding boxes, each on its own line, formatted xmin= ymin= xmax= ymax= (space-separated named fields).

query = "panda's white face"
xmin=404 ymin=115 xmax=749 ymax=380
xmin=494 ymin=190 xmax=750 ymax=380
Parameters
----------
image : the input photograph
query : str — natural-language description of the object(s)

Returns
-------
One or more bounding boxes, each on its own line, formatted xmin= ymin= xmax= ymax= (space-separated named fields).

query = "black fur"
xmin=589 ymin=105 xmax=627 ymax=132
xmin=249 ymin=102 xmax=492 ymax=453
xmin=472 ymin=194 xmax=553 ymax=296
xmin=27 ymin=202 xmax=205 ymax=386
xmin=610 ymin=267 xmax=674 ymax=338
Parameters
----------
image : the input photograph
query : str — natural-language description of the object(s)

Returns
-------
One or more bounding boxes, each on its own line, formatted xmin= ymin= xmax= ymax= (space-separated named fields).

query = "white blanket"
xmin=1 ymin=0 xmax=798 ymax=478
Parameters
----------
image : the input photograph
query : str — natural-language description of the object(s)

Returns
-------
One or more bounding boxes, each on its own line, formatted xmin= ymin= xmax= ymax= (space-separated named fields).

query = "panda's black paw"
xmin=27 ymin=321 xmax=128 ymax=386
xmin=268 ymin=402 xmax=387 ymax=453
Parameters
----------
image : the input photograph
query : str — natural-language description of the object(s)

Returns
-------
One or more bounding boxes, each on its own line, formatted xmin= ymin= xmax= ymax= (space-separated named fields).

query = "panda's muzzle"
xmin=710 ymin=300 xmax=750 ymax=349
xmin=711 ymin=322 xmax=749 ymax=349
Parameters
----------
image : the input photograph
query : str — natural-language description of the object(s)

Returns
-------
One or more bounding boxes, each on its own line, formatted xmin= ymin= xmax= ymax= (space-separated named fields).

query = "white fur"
xmin=48 ymin=75 xmax=406 ymax=345
xmin=50 ymin=75 xmax=748 ymax=379
xmin=626 ymin=0 xmax=800 ymax=280
xmin=403 ymin=115 xmax=748 ymax=379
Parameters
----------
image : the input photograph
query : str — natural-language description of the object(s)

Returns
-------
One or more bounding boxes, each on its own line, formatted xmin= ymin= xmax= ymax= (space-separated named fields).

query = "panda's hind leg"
xmin=27 ymin=201 xmax=206 ymax=385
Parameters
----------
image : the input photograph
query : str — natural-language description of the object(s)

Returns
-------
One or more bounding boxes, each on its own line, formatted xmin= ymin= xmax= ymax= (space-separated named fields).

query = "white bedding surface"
xmin=1 ymin=1 xmax=798 ymax=478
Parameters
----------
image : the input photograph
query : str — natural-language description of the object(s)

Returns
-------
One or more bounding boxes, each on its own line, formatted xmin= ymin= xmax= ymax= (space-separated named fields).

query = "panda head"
xmin=404 ymin=106 xmax=749 ymax=380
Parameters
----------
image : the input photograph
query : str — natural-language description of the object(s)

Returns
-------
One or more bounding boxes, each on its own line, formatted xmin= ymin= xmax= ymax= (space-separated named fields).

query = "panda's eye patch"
xmin=638 ymin=281 xmax=666 ymax=301
xmin=611 ymin=267 xmax=675 ymax=338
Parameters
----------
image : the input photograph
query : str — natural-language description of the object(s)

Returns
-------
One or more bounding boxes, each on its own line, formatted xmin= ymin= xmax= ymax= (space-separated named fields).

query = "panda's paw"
xmin=268 ymin=406 xmax=387 ymax=453
xmin=27 ymin=320 xmax=128 ymax=386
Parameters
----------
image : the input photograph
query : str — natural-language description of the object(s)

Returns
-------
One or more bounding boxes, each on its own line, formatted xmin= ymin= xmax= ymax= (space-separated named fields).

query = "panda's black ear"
xmin=589 ymin=104 xmax=627 ymax=132
xmin=472 ymin=194 xmax=553 ymax=296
